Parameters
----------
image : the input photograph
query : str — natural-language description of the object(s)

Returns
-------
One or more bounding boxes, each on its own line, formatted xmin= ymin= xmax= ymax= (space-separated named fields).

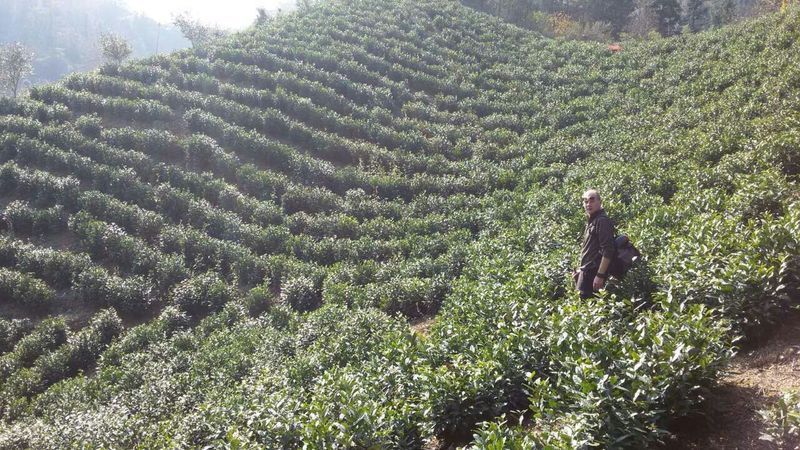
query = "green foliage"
xmin=170 ymin=272 xmax=233 ymax=317
xmin=74 ymin=266 xmax=153 ymax=314
xmin=0 ymin=236 xmax=93 ymax=290
xmin=0 ymin=268 xmax=54 ymax=309
xmin=2 ymin=200 xmax=66 ymax=235
xmin=0 ymin=42 xmax=34 ymax=99
xmin=658 ymin=181 xmax=799 ymax=335
xmin=0 ymin=318 xmax=33 ymax=355
xmin=759 ymin=390 xmax=800 ymax=448
xmin=3 ymin=317 xmax=67 ymax=371
xmin=173 ymin=12 xmax=229 ymax=50
xmin=243 ymin=284 xmax=274 ymax=317
xmin=0 ymin=1 xmax=799 ymax=448
xmin=99 ymin=32 xmax=132 ymax=66
xmin=35 ymin=309 xmax=122 ymax=387
xmin=280 ymin=275 xmax=320 ymax=313
xmin=75 ymin=114 xmax=103 ymax=139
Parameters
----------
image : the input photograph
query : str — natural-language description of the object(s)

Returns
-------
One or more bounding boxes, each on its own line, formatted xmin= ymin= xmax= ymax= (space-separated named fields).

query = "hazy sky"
xmin=122 ymin=0 xmax=297 ymax=30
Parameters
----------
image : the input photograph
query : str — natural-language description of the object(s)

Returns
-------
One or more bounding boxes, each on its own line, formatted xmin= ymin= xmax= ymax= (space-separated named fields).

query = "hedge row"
xmin=0 ymin=310 xmax=122 ymax=420
xmin=0 ymin=268 xmax=55 ymax=309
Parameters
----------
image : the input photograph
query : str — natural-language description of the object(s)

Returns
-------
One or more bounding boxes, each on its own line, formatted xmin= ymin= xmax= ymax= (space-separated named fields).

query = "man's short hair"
xmin=582 ymin=189 xmax=601 ymax=203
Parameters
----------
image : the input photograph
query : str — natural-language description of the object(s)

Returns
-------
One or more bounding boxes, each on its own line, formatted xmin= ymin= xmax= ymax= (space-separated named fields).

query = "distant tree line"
xmin=461 ymin=0 xmax=786 ymax=39
xmin=0 ymin=0 xmax=279 ymax=98
xmin=0 ymin=0 xmax=188 ymax=86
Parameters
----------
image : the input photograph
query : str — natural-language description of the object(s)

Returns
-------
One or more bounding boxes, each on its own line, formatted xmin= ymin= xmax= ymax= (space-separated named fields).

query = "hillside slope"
xmin=0 ymin=0 xmax=798 ymax=447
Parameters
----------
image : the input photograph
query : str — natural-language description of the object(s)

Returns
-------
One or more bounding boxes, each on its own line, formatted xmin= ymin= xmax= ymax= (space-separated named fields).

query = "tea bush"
xmin=170 ymin=272 xmax=233 ymax=317
xmin=759 ymin=390 xmax=800 ymax=448
xmin=2 ymin=201 xmax=66 ymax=236
xmin=0 ymin=269 xmax=55 ymax=309
xmin=0 ymin=319 xmax=33 ymax=356
xmin=280 ymin=275 xmax=320 ymax=313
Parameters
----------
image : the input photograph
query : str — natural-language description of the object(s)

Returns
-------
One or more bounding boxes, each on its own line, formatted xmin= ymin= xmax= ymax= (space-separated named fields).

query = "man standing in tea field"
xmin=576 ymin=189 xmax=616 ymax=299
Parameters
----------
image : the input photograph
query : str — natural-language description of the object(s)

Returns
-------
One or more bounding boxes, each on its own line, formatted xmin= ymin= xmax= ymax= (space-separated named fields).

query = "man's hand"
xmin=594 ymin=256 xmax=612 ymax=292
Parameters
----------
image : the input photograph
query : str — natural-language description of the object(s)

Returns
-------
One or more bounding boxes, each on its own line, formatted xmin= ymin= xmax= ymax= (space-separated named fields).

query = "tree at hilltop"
xmin=255 ymin=7 xmax=271 ymax=25
xmin=589 ymin=0 xmax=637 ymax=35
xmin=711 ymin=0 xmax=736 ymax=25
xmin=99 ymin=32 xmax=132 ymax=66
xmin=653 ymin=0 xmax=683 ymax=34
xmin=684 ymin=0 xmax=711 ymax=32
xmin=0 ymin=42 xmax=34 ymax=99
xmin=173 ymin=12 xmax=229 ymax=50
xmin=627 ymin=0 xmax=660 ymax=36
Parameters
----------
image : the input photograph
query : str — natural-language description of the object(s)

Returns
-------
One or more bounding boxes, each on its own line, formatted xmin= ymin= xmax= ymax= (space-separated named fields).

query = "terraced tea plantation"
xmin=0 ymin=0 xmax=798 ymax=447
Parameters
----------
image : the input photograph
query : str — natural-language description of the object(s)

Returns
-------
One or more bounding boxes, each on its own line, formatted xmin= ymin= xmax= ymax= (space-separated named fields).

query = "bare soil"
xmin=659 ymin=309 xmax=800 ymax=450
xmin=410 ymin=316 xmax=435 ymax=336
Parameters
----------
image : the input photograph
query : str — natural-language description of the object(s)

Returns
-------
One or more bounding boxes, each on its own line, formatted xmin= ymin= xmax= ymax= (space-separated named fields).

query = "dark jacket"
xmin=580 ymin=209 xmax=615 ymax=271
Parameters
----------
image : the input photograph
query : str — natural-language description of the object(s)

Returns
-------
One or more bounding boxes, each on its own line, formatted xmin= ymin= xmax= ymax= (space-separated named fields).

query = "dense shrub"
xmin=280 ymin=275 xmax=320 ymax=313
xmin=7 ymin=318 xmax=68 ymax=369
xmin=374 ymin=276 xmax=432 ymax=317
xmin=170 ymin=272 xmax=233 ymax=317
xmin=74 ymin=267 xmax=153 ymax=315
xmin=35 ymin=309 xmax=122 ymax=387
xmin=243 ymin=284 xmax=274 ymax=317
xmin=0 ymin=319 xmax=34 ymax=355
xmin=281 ymin=185 xmax=342 ymax=215
xmin=77 ymin=190 xmax=165 ymax=243
xmin=0 ymin=269 xmax=55 ymax=309
xmin=66 ymin=309 xmax=123 ymax=370
xmin=0 ymin=161 xmax=81 ymax=210
xmin=658 ymin=188 xmax=800 ymax=335
xmin=100 ymin=305 xmax=189 ymax=366
xmin=759 ymin=390 xmax=800 ymax=449
xmin=75 ymin=114 xmax=103 ymax=139
xmin=2 ymin=201 xmax=66 ymax=235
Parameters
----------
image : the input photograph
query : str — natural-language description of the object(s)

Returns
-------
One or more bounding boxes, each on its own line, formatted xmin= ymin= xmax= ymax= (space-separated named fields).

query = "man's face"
xmin=582 ymin=191 xmax=601 ymax=216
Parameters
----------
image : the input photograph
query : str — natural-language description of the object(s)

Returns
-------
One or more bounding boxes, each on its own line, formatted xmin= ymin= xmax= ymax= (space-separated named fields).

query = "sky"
xmin=122 ymin=0 xmax=297 ymax=30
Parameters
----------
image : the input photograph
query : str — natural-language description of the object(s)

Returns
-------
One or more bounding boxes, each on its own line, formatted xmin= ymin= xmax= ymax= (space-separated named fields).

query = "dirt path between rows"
xmin=660 ymin=310 xmax=800 ymax=449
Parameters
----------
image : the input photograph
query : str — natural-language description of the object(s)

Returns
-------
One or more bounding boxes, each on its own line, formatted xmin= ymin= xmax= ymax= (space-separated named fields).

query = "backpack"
xmin=609 ymin=235 xmax=641 ymax=279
